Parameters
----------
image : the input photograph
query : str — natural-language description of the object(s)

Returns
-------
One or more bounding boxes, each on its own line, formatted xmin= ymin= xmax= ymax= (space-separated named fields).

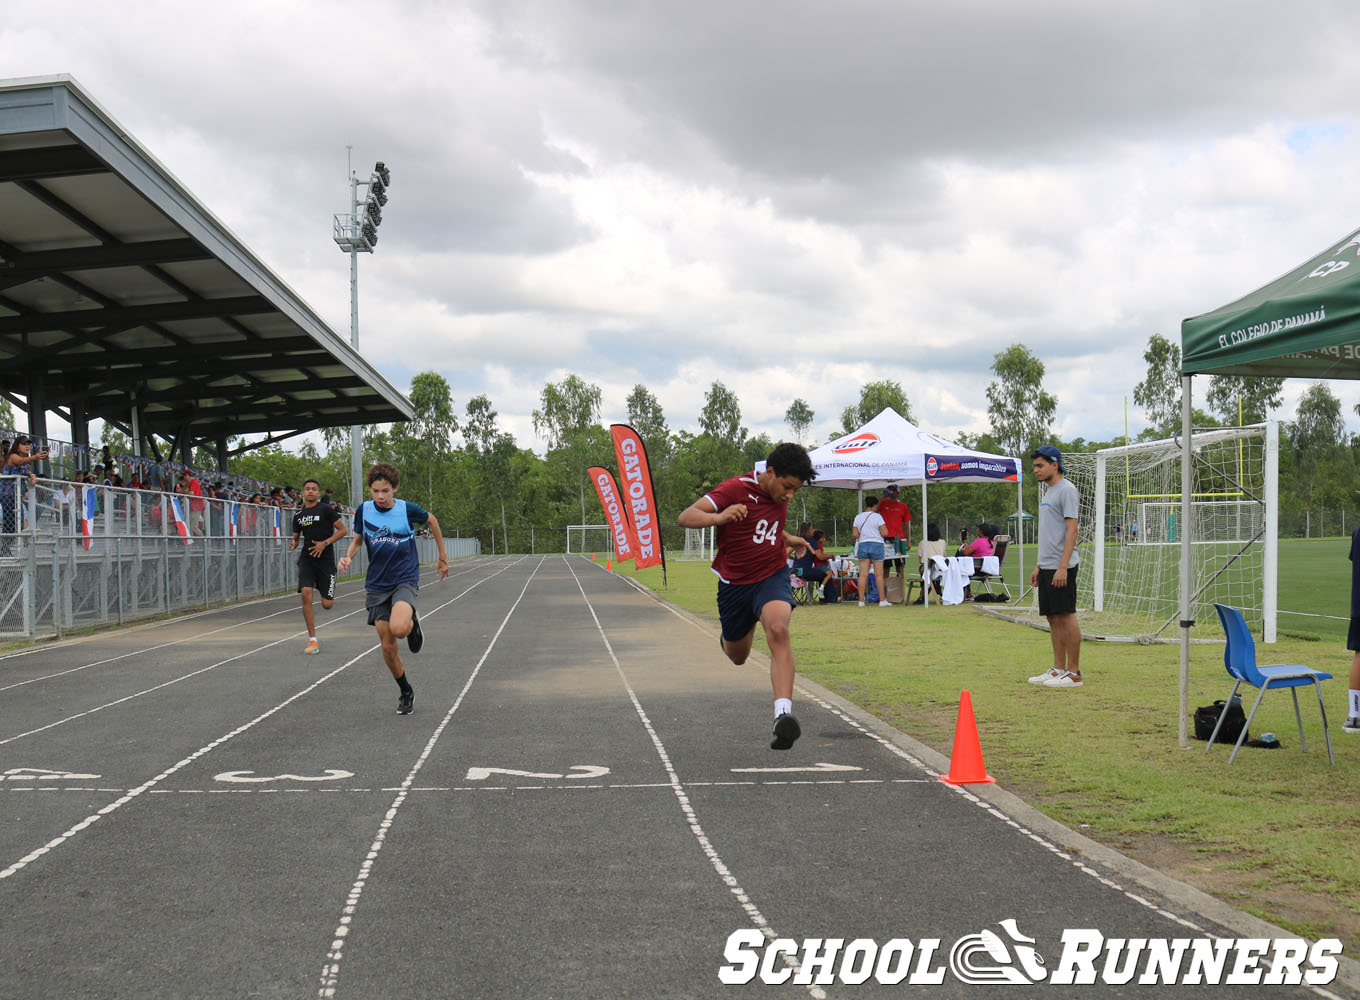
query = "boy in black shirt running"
xmin=290 ymin=479 xmax=348 ymax=654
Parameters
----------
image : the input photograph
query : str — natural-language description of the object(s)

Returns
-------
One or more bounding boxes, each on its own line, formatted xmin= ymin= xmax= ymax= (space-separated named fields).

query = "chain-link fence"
xmin=459 ymin=515 xmax=1025 ymax=558
xmin=1278 ymin=508 xmax=1360 ymax=539
xmin=0 ymin=478 xmax=476 ymax=639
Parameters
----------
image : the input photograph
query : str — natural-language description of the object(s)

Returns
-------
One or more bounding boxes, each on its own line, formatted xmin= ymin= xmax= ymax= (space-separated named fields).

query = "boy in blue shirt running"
xmin=338 ymin=462 xmax=449 ymax=714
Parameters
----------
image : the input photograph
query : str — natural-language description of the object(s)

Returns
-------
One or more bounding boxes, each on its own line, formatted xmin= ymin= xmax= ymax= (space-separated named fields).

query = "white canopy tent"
xmin=804 ymin=409 xmax=1024 ymax=604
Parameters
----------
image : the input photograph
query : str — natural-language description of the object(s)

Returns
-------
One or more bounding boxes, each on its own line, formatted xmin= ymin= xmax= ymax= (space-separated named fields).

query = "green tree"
xmin=698 ymin=381 xmax=744 ymax=446
xmin=841 ymin=380 xmax=912 ymax=434
xmin=742 ymin=432 xmax=775 ymax=467
xmin=626 ymin=384 xmax=669 ymax=460
xmin=785 ymin=399 xmax=814 ymax=443
xmin=532 ymin=373 xmax=602 ymax=449
xmin=986 ymin=344 xmax=1057 ymax=458
xmin=1132 ymin=333 xmax=1181 ymax=434
xmin=393 ymin=371 xmax=458 ymax=509
xmin=1291 ymin=381 xmax=1344 ymax=505
xmin=1206 ymin=374 xmax=1284 ymax=426
xmin=464 ymin=395 xmax=499 ymax=455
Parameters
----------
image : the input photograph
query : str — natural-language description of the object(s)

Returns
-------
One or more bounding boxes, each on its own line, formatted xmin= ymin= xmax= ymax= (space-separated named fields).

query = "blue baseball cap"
xmin=1032 ymin=445 xmax=1064 ymax=473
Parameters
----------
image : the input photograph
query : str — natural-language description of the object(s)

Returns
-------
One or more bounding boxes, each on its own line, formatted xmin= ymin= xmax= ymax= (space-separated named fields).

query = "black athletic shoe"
xmin=770 ymin=712 xmax=801 ymax=750
xmin=407 ymin=614 xmax=423 ymax=654
xmin=397 ymin=689 xmax=414 ymax=715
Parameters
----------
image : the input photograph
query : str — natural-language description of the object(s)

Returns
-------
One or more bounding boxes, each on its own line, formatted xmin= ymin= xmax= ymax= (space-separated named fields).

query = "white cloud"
xmin=7 ymin=0 xmax=1360 ymax=457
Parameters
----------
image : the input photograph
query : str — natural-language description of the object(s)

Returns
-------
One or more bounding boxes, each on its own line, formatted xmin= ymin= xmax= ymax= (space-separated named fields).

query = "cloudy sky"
xmin=7 ymin=0 xmax=1360 ymax=452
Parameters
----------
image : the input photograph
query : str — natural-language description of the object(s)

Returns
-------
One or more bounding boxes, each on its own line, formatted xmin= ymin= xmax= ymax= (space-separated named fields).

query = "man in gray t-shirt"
xmin=1027 ymin=445 xmax=1083 ymax=688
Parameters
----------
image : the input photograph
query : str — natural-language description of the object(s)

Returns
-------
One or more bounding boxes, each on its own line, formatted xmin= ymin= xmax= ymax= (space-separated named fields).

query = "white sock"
xmin=1350 ymin=689 xmax=1360 ymax=716
xmin=775 ymin=698 xmax=792 ymax=719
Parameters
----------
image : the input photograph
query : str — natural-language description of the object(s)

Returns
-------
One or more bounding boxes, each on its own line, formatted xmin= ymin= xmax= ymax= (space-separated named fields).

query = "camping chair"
xmin=1208 ymin=604 xmax=1334 ymax=765
xmin=967 ymin=534 xmax=1011 ymax=600
xmin=790 ymin=568 xmax=817 ymax=605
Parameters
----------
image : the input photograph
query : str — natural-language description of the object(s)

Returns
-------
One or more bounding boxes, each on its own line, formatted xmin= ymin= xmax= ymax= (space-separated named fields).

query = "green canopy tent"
xmin=1175 ymin=224 xmax=1360 ymax=745
xmin=1183 ymin=226 xmax=1360 ymax=378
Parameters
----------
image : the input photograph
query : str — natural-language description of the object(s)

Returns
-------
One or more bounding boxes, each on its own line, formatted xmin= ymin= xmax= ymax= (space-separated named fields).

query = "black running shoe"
xmin=407 ymin=614 xmax=423 ymax=654
xmin=770 ymin=712 xmax=801 ymax=750
xmin=397 ymin=689 xmax=414 ymax=715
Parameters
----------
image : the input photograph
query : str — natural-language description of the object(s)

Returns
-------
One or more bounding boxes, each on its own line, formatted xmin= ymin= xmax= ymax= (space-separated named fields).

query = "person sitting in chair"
xmin=958 ymin=523 xmax=998 ymax=601
xmin=958 ymin=523 xmax=996 ymax=558
xmin=915 ymin=523 xmax=947 ymax=603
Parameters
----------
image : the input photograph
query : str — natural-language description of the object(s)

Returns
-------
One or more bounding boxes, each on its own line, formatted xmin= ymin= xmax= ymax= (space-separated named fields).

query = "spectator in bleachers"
xmin=147 ymin=460 xmax=168 ymax=493
xmin=3 ymin=436 xmax=49 ymax=554
xmin=177 ymin=469 xmax=207 ymax=537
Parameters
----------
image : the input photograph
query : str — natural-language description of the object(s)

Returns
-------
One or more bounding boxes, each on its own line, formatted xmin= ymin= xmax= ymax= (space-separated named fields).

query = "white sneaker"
xmin=1343 ymin=716 xmax=1360 ymax=734
xmin=857 ymin=601 xmax=866 ymax=607
xmin=1028 ymin=668 xmax=1060 ymax=685
xmin=1043 ymin=670 xmax=1084 ymax=688
xmin=879 ymin=600 xmax=892 ymax=607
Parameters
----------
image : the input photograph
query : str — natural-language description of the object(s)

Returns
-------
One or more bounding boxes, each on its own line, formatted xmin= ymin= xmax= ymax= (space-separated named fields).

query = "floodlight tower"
xmin=333 ymin=149 xmax=392 ymax=506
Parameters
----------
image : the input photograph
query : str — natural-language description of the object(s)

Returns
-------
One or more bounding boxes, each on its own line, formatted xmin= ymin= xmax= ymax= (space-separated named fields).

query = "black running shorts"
xmin=1036 ymin=565 xmax=1079 ymax=617
xmin=297 ymin=560 xmax=337 ymax=601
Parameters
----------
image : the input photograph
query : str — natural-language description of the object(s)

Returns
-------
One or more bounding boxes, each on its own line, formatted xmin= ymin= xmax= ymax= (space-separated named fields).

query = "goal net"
xmin=565 ymin=524 xmax=614 ymax=556
xmin=998 ymin=423 xmax=1277 ymax=642
xmin=679 ymin=526 xmax=716 ymax=561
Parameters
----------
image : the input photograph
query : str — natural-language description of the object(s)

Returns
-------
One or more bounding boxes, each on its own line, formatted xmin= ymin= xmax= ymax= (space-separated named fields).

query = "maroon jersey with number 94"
xmin=702 ymin=472 xmax=790 ymax=585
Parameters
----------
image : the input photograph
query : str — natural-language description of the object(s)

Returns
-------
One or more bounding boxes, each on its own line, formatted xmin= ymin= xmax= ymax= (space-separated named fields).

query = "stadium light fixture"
xmin=332 ymin=153 xmax=393 ymax=504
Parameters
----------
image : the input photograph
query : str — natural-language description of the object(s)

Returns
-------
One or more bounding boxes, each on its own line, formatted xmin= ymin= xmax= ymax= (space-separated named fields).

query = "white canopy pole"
xmin=1178 ymin=375 xmax=1193 ymax=749
xmin=921 ymin=481 xmax=930 ymax=607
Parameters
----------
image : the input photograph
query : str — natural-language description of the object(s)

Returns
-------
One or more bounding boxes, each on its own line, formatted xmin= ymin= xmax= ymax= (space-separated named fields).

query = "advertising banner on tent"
xmin=588 ymin=466 xmax=638 ymax=563
xmin=611 ymin=424 xmax=664 ymax=570
xmin=924 ymin=454 xmax=1018 ymax=482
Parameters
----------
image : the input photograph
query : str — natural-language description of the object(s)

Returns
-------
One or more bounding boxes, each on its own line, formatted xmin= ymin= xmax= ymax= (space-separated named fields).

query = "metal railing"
xmin=0 ymin=477 xmax=477 ymax=639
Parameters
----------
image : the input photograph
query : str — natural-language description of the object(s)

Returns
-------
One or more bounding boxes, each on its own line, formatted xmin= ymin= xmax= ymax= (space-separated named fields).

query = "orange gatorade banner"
xmin=588 ymin=466 xmax=638 ymax=563
xmin=610 ymin=424 xmax=663 ymax=570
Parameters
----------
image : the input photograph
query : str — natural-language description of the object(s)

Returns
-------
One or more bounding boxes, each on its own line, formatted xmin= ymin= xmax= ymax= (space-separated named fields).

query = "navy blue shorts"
xmin=716 ymin=568 xmax=794 ymax=642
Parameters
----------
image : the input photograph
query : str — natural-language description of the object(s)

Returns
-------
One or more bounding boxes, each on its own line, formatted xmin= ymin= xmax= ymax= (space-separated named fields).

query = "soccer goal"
xmin=1000 ymin=423 xmax=1277 ymax=642
xmin=679 ymin=525 xmax=716 ymax=561
xmin=565 ymin=524 xmax=614 ymax=557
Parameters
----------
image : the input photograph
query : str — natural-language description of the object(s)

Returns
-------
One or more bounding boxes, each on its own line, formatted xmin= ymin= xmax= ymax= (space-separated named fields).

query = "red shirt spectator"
xmin=179 ymin=470 xmax=206 ymax=511
xmin=878 ymin=487 xmax=912 ymax=544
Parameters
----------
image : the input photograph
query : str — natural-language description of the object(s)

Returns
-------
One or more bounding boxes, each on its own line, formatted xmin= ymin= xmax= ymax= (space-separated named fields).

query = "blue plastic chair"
xmin=1210 ymin=604 xmax=1334 ymax=765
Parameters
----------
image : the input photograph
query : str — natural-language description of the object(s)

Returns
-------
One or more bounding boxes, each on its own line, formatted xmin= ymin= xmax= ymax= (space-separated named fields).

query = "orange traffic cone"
xmin=592 ymin=552 xmax=597 ymax=561
xmin=605 ymin=557 xmax=613 ymax=571
xmin=940 ymin=690 xmax=995 ymax=785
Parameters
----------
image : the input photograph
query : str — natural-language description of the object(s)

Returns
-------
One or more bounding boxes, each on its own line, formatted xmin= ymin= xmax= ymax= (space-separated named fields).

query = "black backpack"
xmin=1193 ymin=699 xmax=1248 ymax=745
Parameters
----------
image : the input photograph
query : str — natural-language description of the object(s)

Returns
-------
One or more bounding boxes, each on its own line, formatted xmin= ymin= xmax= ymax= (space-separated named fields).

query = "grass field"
xmin=613 ymin=548 xmax=1360 ymax=955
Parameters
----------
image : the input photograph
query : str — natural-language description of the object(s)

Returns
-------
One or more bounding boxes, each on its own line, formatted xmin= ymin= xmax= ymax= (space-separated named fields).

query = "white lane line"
xmin=590 ymin=567 xmax=1354 ymax=997
xmin=0 ymin=647 xmax=375 ymax=882
xmin=0 ymin=560 xmax=524 ymax=745
xmin=317 ymin=556 xmax=546 ymax=1000
xmin=563 ymin=556 xmax=828 ymax=1000
xmin=0 ymin=561 xmax=488 ymax=689
xmin=0 ymin=556 xmax=499 ymax=664
xmin=0 ymin=606 xmax=366 ymax=747
xmin=0 ymin=557 xmax=529 ymax=888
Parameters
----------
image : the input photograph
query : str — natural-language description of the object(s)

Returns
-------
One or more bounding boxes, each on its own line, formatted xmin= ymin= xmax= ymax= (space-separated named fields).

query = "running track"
xmin=0 ymin=555 xmax=1355 ymax=999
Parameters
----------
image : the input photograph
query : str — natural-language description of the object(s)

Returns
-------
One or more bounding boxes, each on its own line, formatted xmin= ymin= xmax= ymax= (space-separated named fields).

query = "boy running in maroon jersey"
xmin=678 ymin=443 xmax=817 ymax=749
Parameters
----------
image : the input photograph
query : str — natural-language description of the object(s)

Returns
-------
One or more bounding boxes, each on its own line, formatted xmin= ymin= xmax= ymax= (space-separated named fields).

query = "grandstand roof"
xmin=0 ymin=75 xmax=413 ymax=449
